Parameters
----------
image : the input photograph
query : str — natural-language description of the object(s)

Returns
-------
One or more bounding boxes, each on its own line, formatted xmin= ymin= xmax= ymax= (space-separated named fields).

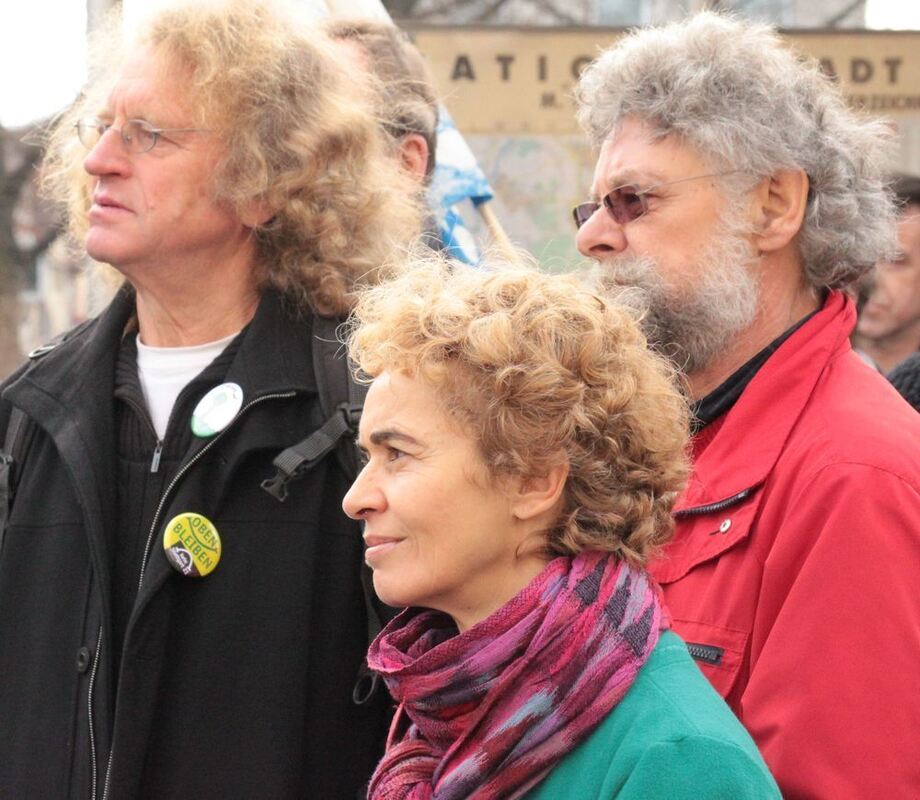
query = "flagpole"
xmin=477 ymin=203 xmax=517 ymax=261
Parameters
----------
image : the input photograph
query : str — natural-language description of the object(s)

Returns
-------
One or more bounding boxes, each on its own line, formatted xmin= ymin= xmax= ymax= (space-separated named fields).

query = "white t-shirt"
xmin=136 ymin=331 xmax=240 ymax=440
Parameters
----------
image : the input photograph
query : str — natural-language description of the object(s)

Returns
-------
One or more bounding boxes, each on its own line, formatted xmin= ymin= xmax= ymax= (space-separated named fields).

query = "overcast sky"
xmin=1 ymin=0 xmax=919 ymax=128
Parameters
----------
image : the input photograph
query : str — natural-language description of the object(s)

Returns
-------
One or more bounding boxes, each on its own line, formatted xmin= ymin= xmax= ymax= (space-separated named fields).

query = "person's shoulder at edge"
xmin=0 ymin=313 xmax=102 ymax=416
xmin=887 ymin=352 xmax=920 ymax=412
xmin=525 ymin=631 xmax=781 ymax=800
xmin=1 ymin=287 xmax=128 ymax=401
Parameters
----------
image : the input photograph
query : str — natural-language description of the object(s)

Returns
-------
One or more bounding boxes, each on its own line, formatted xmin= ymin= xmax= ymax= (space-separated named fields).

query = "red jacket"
xmin=650 ymin=291 xmax=920 ymax=799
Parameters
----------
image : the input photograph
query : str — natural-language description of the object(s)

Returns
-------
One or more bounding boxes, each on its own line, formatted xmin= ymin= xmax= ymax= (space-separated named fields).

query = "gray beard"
xmin=595 ymin=224 xmax=760 ymax=375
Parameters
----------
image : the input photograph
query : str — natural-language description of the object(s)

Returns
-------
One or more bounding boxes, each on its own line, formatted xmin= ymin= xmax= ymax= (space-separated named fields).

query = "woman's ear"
xmin=510 ymin=461 xmax=569 ymax=522
xmin=749 ymin=168 xmax=810 ymax=254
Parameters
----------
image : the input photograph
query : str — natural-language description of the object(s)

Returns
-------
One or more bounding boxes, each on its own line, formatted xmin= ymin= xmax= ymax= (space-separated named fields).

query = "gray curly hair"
xmin=575 ymin=12 xmax=899 ymax=289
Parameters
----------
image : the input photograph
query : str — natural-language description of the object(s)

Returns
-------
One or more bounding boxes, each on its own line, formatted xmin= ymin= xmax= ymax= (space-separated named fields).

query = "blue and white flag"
xmin=428 ymin=110 xmax=495 ymax=264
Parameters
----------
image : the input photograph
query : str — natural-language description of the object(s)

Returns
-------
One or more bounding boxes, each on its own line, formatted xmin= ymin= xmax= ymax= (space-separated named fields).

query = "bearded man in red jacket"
xmin=573 ymin=12 xmax=920 ymax=800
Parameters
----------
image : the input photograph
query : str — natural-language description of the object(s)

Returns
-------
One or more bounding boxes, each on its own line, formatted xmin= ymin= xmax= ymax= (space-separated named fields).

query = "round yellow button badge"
xmin=163 ymin=512 xmax=222 ymax=577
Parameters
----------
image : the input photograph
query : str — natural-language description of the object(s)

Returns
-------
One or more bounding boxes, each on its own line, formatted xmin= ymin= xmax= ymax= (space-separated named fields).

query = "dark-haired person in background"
xmin=326 ymin=18 xmax=444 ymax=251
xmin=325 ymin=18 xmax=438 ymax=185
xmin=854 ymin=174 xmax=920 ymax=375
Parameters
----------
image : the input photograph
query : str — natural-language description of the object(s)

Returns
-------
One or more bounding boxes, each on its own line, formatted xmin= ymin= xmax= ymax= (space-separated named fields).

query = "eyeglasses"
xmin=572 ymin=171 xmax=742 ymax=229
xmin=74 ymin=116 xmax=207 ymax=154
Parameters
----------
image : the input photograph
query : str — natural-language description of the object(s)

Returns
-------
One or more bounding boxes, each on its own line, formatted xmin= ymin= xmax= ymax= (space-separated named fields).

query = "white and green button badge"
xmin=191 ymin=382 xmax=243 ymax=438
xmin=163 ymin=512 xmax=222 ymax=577
xmin=164 ymin=383 xmax=240 ymax=577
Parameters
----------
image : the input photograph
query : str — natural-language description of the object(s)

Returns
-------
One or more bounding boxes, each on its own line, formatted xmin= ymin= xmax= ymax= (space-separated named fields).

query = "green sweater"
xmin=524 ymin=632 xmax=780 ymax=799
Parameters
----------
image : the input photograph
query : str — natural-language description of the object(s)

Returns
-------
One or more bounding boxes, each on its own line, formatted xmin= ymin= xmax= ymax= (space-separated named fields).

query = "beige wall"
xmin=408 ymin=26 xmax=920 ymax=263
xmin=410 ymin=27 xmax=920 ymax=137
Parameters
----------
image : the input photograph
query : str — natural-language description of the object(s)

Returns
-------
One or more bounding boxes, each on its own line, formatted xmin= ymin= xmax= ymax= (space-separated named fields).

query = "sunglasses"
xmin=572 ymin=171 xmax=741 ymax=229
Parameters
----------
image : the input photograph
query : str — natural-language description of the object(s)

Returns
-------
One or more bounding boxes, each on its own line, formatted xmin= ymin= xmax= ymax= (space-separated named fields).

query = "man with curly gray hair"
xmin=574 ymin=12 xmax=920 ymax=797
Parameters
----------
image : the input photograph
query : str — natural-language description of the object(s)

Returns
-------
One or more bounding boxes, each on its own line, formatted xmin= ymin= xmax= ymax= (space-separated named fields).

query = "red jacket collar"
xmin=676 ymin=291 xmax=855 ymax=511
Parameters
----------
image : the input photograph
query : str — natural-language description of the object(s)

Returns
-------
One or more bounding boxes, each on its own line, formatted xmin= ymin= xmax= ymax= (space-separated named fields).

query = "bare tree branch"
xmin=384 ymin=0 xmax=426 ymax=17
xmin=825 ymin=0 xmax=866 ymax=28
xmin=474 ymin=0 xmax=516 ymax=23
xmin=413 ymin=0 xmax=504 ymax=21
xmin=30 ymin=227 xmax=60 ymax=260
xmin=7 ymin=154 xmax=40 ymax=196
xmin=530 ymin=0 xmax=582 ymax=25
xmin=393 ymin=0 xmax=591 ymax=25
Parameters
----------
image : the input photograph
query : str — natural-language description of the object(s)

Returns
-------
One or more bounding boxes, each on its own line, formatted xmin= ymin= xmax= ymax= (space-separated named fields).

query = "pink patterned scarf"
xmin=367 ymin=551 xmax=667 ymax=800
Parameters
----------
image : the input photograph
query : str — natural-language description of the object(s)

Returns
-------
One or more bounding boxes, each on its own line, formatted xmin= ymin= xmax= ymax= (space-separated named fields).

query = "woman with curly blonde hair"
xmin=344 ymin=255 xmax=780 ymax=799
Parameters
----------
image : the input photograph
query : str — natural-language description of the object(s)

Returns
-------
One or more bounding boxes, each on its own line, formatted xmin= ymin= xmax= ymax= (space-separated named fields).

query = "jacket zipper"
xmin=685 ymin=641 xmax=725 ymax=666
xmin=673 ymin=487 xmax=754 ymax=518
xmin=150 ymin=441 xmax=163 ymax=474
xmin=87 ymin=625 xmax=104 ymax=800
xmin=98 ymin=390 xmax=296 ymax=800
xmin=120 ymin=396 xmax=164 ymax=474
xmin=135 ymin=390 xmax=296 ymax=591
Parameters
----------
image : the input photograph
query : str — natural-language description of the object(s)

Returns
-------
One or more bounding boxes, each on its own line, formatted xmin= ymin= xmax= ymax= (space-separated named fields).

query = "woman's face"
xmin=343 ymin=370 xmax=547 ymax=631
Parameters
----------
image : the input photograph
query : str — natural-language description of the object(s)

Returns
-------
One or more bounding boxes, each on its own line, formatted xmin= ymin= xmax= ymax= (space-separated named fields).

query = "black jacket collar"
xmin=3 ymin=286 xmax=326 ymax=637
xmin=6 ymin=285 xmax=318 ymax=414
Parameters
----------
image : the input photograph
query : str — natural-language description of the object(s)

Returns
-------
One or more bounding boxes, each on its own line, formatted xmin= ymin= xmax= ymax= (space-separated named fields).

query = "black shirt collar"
xmin=691 ymin=308 xmax=821 ymax=432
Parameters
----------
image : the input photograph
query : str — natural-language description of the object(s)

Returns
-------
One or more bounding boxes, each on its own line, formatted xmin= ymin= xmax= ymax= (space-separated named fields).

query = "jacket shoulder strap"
xmin=311 ymin=314 xmax=368 ymax=478
xmin=260 ymin=315 xmax=366 ymax=502
xmin=0 ymin=407 xmax=35 ymax=556
xmin=259 ymin=315 xmax=387 ymax=702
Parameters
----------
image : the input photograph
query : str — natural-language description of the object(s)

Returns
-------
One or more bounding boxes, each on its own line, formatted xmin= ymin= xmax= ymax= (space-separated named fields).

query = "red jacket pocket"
xmin=671 ymin=618 xmax=748 ymax=701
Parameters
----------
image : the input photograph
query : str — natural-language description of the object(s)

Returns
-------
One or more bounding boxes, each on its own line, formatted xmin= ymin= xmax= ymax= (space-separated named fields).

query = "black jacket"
xmin=0 ymin=287 xmax=388 ymax=799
